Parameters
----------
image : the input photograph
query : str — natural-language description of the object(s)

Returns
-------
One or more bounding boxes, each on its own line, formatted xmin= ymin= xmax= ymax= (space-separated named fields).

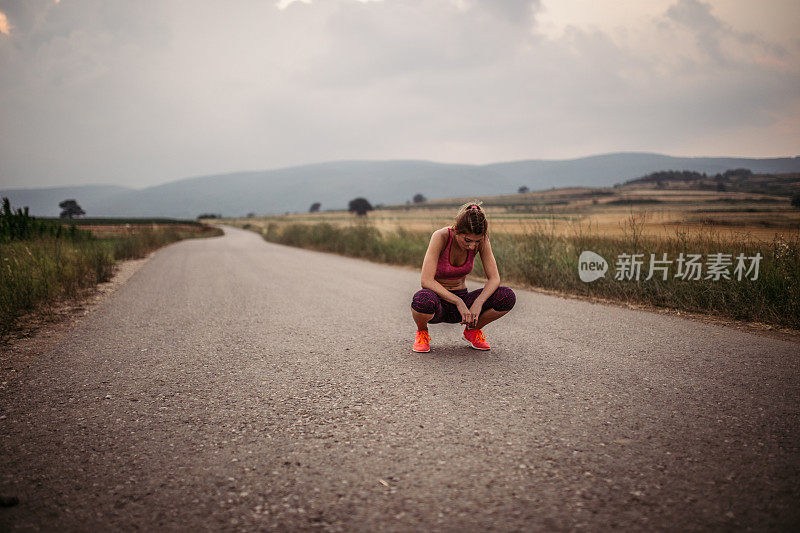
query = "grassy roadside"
xmin=1 ymin=200 xmax=222 ymax=341
xmin=245 ymin=218 xmax=799 ymax=330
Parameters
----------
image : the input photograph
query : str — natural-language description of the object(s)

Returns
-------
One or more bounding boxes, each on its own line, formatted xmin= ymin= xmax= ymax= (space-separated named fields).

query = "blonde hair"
xmin=452 ymin=200 xmax=487 ymax=235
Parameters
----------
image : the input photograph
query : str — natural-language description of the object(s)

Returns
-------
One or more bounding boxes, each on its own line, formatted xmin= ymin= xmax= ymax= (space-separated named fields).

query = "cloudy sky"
xmin=1 ymin=0 xmax=798 ymax=189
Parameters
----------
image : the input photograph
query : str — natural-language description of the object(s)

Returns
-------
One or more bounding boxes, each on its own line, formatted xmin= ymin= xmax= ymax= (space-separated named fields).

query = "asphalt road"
xmin=1 ymin=226 xmax=798 ymax=531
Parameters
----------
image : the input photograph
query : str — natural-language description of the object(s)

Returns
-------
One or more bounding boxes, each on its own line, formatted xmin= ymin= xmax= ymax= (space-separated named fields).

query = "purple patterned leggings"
xmin=411 ymin=287 xmax=516 ymax=324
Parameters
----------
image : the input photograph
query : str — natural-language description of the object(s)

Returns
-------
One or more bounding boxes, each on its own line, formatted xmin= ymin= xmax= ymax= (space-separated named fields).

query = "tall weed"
xmin=1 ymin=225 xmax=222 ymax=340
xmin=260 ymin=218 xmax=799 ymax=329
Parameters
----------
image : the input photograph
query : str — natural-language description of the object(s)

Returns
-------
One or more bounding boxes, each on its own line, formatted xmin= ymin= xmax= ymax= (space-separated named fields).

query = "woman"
xmin=411 ymin=201 xmax=516 ymax=352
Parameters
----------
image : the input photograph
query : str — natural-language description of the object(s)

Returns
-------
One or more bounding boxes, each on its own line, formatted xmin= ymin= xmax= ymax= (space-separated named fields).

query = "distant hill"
xmin=0 ymin=185 xmax=133 ymax=217
xmin=3 ymin=153 xmax=800 ymax=218
xmin=485 ymin=153 xmax=800 ymax=190
xmin=624 ymin=169 xmax=800 ymax=196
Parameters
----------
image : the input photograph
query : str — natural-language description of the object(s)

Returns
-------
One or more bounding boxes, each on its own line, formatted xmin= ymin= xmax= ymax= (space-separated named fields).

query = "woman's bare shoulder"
xmin=430 ymin=227 xmax=450 ymax=240
xmin=426 ymin=227 xmax=449 ymax=251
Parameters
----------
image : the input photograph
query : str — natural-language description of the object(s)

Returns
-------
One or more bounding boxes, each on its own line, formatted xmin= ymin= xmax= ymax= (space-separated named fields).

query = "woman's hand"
xmin=467 ymin=301 xmax=483 ymax=328
xmin=457 ymin=300 xmax=477 ymax=328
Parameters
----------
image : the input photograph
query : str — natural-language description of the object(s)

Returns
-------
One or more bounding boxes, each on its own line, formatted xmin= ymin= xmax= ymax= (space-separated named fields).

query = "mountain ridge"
xmin=3 ymin=153 xmax=799 ymax=218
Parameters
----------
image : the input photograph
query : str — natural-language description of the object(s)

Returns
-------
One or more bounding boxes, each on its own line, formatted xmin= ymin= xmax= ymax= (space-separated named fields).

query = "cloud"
xmin=661 ymin=0 xmax=790 ymax=69
xmin=300 ymin=0 xmax=542 ymax=86
xmin=665 ymin=0 xmax=721 ymax=31
xmin=275 ymin=0 xmax=310 ymax=9
xmin=475 ymin=0 xmax=539 ymax=23
xmin=0 ymin=0 xmax=798 ymax=189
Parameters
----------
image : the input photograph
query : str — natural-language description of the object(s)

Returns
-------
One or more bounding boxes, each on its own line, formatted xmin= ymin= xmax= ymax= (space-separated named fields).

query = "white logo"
xmin=579 ymin=251 xmax=608 ymax=282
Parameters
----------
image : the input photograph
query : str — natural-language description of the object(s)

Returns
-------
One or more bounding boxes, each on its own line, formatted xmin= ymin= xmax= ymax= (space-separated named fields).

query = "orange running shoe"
xmin=413 ymin=330 xmax=431 ymax=352
xmin=463 ymin=328 xmax=491 ymax=350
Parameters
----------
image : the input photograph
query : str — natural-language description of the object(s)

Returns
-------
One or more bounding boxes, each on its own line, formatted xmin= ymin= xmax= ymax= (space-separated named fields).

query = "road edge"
xmin=0 ymin=252 xmax=155 ymax=389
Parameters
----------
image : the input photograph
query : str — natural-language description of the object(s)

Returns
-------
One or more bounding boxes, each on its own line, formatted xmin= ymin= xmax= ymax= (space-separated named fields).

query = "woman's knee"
xmin=487 ymin=286 xmax=516 ymax=312
xmin=411 ymin=289 xmax=439 ymax=315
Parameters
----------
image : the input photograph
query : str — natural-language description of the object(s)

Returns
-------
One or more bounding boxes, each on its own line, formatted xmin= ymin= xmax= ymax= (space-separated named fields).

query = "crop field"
xmin=220 ymin=185 xmax=800 ymax=243
xmin=68 ymin=224 xmax=211 ymax=238
xmin=215 ymin=180 xmax=800 ymax=330
xmin=38 ymin=218 xmax=207 ymax=238
xmin=38 ymin=217 xmax=206 ymax=226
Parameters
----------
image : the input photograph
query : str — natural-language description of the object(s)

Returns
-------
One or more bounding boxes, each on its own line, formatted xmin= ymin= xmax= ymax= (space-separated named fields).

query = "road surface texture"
xmin=1 ymin=226 xmax=798 ymax=531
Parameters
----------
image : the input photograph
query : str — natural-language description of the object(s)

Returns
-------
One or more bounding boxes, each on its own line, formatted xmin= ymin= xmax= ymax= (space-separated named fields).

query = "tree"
xmin=59 ymin=199 xmax=85 ymax=219
xmin=348 ymin=197 xmax=373 ymax=216
xmin=412 ymin=193 xmax=426 ymax=203
xmin=791 ymin=192 xmax=800 ymax=209
xmin=309 ymin=202 xmax=321 ymax=213
xmin=518 ymin=186 xmax=529 ymax=194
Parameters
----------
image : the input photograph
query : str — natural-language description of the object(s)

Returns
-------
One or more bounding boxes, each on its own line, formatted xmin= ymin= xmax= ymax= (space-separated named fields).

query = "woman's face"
xmin=454 ymin=232 xmax=484 ymax=251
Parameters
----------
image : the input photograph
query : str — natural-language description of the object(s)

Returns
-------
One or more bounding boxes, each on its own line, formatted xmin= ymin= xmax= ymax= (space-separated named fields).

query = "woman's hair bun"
xmin=453 ymin=200 xmax=487 ymax=235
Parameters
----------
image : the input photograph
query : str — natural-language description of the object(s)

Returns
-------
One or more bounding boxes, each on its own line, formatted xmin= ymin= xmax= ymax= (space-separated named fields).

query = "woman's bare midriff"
xmin=435 ymin=276 xmax=467 ymax=291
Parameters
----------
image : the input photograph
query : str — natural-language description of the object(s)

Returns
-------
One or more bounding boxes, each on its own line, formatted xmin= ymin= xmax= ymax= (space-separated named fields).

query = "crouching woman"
xmin=410 ymin=202 xmax=515 ymax=352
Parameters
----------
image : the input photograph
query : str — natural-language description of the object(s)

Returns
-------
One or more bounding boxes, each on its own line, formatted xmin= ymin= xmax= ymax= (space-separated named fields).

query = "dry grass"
xmin=242 ymin=217 xmax=799 ymax=330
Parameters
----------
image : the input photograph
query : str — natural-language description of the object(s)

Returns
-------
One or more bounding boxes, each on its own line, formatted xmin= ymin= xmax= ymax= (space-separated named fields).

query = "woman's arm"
xmin=470 ymin=236 xmax=501 ymax=310
xmin=420 ymin=230 xmax=468 ymax=306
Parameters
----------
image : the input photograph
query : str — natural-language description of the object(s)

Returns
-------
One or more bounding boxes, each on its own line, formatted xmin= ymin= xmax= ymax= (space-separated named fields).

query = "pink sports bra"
xmin=435 ymin=228 xmax=476 ymax=279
